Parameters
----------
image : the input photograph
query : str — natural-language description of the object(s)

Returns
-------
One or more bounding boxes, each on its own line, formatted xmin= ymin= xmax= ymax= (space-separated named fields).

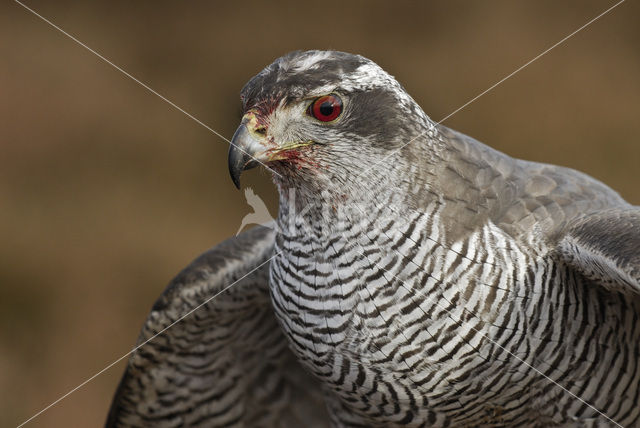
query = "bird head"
xmin=228 ymin=50 xmax=434 ymax=197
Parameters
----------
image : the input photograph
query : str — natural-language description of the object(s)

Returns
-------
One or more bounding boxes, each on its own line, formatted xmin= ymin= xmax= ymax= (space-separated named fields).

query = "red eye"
xmin=308 ymin=94 xmax=343 ymax=122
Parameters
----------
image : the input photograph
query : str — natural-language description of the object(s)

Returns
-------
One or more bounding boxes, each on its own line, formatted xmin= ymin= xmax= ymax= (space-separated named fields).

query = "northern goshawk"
xmin=107 ymin=50 xmax=640 ymax=427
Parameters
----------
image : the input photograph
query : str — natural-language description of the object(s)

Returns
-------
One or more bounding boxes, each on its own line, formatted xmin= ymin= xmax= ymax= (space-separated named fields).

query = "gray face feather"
xmin=235 ymin=50 xmax=435 ymax=198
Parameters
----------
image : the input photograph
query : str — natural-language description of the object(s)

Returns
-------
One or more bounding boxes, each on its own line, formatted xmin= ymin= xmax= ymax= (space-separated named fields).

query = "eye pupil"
xmin=319 ymin=102 xmax=334 ymax=116
xmin=309 ymin=94 xmax=342 ymax=122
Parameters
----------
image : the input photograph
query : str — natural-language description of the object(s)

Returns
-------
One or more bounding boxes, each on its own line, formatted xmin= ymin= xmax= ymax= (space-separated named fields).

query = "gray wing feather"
xmin=106 ymin=225 xmax=329 ymax=427
xmin=437 ymin=126 xmax=639 ymax=296
xmin=557 ymin=208 xmax=640 ymax=295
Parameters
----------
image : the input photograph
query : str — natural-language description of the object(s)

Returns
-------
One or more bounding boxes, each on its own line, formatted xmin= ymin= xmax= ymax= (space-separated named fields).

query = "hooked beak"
xmin=228 ymin=119 xmax=261 ymax=189
xmin=228 ymin=113 xmax=313 ymax=189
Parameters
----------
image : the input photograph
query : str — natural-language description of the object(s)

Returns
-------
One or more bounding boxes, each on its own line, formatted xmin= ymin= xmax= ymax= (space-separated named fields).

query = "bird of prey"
xmin=107 ymin=50 xmax=640 ymax=427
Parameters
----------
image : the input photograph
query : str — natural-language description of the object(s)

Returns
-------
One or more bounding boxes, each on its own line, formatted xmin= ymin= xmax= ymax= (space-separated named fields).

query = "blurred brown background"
xmin=1 ymin=1 xmax=638 ymax=426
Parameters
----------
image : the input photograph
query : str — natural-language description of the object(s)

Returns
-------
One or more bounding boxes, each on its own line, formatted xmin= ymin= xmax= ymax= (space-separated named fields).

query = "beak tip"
xmin=227 ymin=121 xmax=263 ymax=190
xmin=228 ymin=123 xmax=251 ymax=189
xmin=231 ymin=174 xmax=241 ymax=190
xmin=228 ymin=152 xmax=243 ymax=189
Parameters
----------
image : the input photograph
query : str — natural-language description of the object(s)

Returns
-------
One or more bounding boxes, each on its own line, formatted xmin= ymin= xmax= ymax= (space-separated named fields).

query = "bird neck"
xmin=274 ymin=169 xmax=420 ymax=245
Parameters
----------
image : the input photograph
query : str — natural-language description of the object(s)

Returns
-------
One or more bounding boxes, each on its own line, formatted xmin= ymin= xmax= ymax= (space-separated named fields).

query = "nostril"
xmin=255 ymin=126 xmax=267 ymax=135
